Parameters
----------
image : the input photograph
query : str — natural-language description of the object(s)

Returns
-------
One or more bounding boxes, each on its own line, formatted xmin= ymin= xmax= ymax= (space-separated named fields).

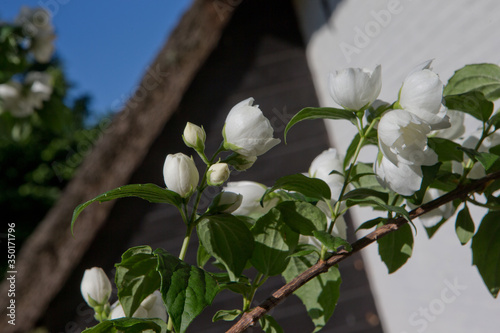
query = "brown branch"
xmin=227 ymin=170 xmax=500 ymax=333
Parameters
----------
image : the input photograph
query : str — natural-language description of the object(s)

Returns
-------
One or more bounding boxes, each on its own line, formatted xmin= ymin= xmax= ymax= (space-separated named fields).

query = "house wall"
xmin=40 ymin=1 xmax=382 ymax=332
xmin=293 ymin=0 xmax=500 ymax=332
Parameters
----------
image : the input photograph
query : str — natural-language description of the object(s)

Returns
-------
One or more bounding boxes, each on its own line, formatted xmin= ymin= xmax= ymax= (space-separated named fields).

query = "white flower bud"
xmin=309 ymin=148 xmax=345 ymax=200
xmin=183 ymin=122 xmax=206 ymax=151
xmin=207 ymin=163 xmax=230 ymax=186
xmin=80 ymin=267 xmax=112 ymax=307
xmin=223 ymin=98 xmax=280 ymax=157
xmin=328 ymin=65 xmax=382 ymax=111
xmin=163 ymin=153 xmax=199 ymax=198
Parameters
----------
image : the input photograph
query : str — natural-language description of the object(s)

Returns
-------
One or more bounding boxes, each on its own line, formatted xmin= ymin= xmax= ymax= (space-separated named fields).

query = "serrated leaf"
xmin=312 ymin=230 xmax=352 ymax=252
xmin=455 ymin=205 xmax=475 ymax=245
xmin=444 ymin=92 xmax=493 ymax=122
xmin=266 ymin=174 xmax=331 ymax=201
xmin=285 ymin=107 xmax=357 ymax=142
xmin=213 ymin=309 xmax=242 ymax=322
xmin=197 ymin=214 xmax=254 ymax=281
xmin=428 ymin=137 xmax=463 ymax=162
xmin=276 ymin=201 xmax=327 ymax=236
xmin=154 ymin=248 xmax=220 ymax=333
xmin=282 ymin=252 xmax=341 ymax=332
xmin=72 ymin=184 xmax=182 ymax=233
xmin=444 ymin=63 xmax=500 ymax=101
xmin=260 ymin=315 xmax=284 ymax=333
xmin=472 ymin=211 xmax=500 ymax=297
xmin=251 ymin=209 xmax=299 ymax=276
xmin=115 ymin=246 xmax=161 ymax=317
xmin=377 ymin=223 xmax=413 ymax=273
xmin=82 ymin=318 xmax=167 ymax=333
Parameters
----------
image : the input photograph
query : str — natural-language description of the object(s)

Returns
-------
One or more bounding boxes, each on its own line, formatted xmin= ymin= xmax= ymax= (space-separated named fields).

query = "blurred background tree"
xmin=0 ymin=7 xmax=104 ymax=276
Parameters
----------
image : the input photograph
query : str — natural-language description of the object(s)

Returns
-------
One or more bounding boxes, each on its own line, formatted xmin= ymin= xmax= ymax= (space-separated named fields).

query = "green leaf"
xmin=342 ymin=188 xmax=389 ymax=204
xmin=154 ymin=248 xmax=220 ymax=333
xmin=196 ymin=214 xmax=254 ymax=281
xmin=356 ymin=217 xmax=386 ymax=231
xmin=266 ymin=174 xmax=331 ymax=201
xmin=444 ymin=63 xmax=500 ymax=101
xmin=344 ymin=133 xmax=361 ymax=170
xmin=71 ymin=183 xmax=182 ymax=233
xmin=472 ymin=211 xmax=500 ymax=297
xmin=213 ymin=309 xmax=242 ymax=322
xmin=212 ymin=273 xmax=252 ymax=296
xmin=444 ymin=92 xmax=493 ymax=122
xmin=251 ymin=209 xmax=299 ymax=276
xmin=285 ymin=107 xmax=357 ymax=142
xmin=377 ymin=223 xmax=413 ymax=273
xmin=197 ymin=241 xmax=211 ymax=269
xmin=275 ymin=201 xmax=327 ymax=236
xmin=455 ymin=205 xmax=475 ymax=245
xmin=115 ymin=246 xmax=162 ymax=317
xmin=458 ymin=147 xmax=499 ymax=171
xmin=282 ymin=252 xmax=342 ymax=332
xmin=312 ymin=230 xmax=352 ymax=252
xmin=260 ymin=315 xmax=284 ymax=333
xmin=82 ymin=318 xmax=167 ymax=333
xmin=428 ymin=137 xmax=463 ymax=162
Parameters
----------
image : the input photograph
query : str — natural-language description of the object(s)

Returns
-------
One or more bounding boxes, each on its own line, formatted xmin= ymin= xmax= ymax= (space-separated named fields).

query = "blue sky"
xmin=1 ymin=1 xmax=192 ymax=118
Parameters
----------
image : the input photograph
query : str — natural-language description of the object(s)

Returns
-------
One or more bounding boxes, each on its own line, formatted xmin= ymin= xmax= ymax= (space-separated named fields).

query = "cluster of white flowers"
xmin=163 ymin=98 xmax=280 ymax=210
xmin=329 ymin=60 xmax=464 ymax=196
xmin=0 ymin=71 xmax=53 ymax=117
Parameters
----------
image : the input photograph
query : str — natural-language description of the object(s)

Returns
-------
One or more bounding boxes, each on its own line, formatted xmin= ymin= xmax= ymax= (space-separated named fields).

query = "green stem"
xmin=243 ymin=273 xmax=266 ymax=312
xmin=319 ymin=117 xmax=378 ymax=260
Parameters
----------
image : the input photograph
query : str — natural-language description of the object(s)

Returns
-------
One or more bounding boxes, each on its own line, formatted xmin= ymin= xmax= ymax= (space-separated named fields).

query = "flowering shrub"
xmin=73 ymin=61 xmax=500 ymax=332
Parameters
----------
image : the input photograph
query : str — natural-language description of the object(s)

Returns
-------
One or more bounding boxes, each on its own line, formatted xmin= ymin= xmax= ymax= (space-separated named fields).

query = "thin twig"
xmin=227 ymin=170 xmax=500 ymax=333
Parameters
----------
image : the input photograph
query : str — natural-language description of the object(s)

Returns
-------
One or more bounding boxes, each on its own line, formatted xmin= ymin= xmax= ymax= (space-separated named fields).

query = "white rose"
xmin=328 ymin=65 xmax=382 ymax=111
xmin=163 ymin=153 xmax=199 ymax=198
xmin=223 ymin=98 xmax=280 ymax=157
xmin=407 ymin=188 xmax=454 ymax=228
xmin=80 ymin=267 xmax=112 ymax=307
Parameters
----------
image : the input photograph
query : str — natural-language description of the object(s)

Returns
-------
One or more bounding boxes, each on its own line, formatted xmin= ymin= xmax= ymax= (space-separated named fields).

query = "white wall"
xmin=293 ymin=0 xmax=500 ymax=332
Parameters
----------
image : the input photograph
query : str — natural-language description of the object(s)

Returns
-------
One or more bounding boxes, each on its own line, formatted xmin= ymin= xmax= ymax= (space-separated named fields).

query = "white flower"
xmin=223 ymin=98 xmax=280 ymax=157
xmin=378 ymin=110 xmax=437 ymax=167
xmin=163 ymin=153 xmax=199 ymax=198
xmin=16 ymin=7 xmax=55 ymax=63
xmin=375 ymin=156 xmax=423 ymax=196
xmin=432 ymin=109 xmax=465 ymax=140
xmin=328 ymin=65 xmax=382 ymax=111
xmin=0 ymin=71 xmax=52 ymax=117
xmin=80 ymin=267 xmax=112 ymax=307
xmin=183 ymin=122 xmax=206 ymax=151
xmin=110 ymin=291 xmax=167 ymax=323
xmin=308 ymin=148 xmax=345 ymax=200
xmin=399 ymin=66 xmax=449 ymax=129
xmin=209 ymin=191 xmax=243 ymax=213
xmin=407 ymin=188 xmax=454 ymax=228
xmin=207 ymin=163 xmax=230 ymax=186
xmin=223 ymin=181 xmax=276 ymax=218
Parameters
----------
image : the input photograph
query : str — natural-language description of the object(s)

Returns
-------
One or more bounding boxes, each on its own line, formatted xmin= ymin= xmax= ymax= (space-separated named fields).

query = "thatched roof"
xmin=0 ymin=1 xmax=239 ymax=331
